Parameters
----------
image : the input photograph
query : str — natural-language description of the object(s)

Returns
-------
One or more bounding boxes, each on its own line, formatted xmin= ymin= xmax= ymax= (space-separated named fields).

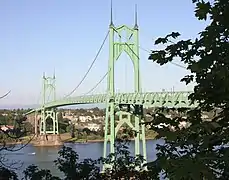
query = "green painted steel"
xmin=39 ymin=73 xmax=59 ymax=135
xmin=103 ymin=6 xmax=147 ymax=170
xmin=25 ymin=91 xmax=196 ymax=115
xmin=23 ymin=4 xmax=198 ymax=169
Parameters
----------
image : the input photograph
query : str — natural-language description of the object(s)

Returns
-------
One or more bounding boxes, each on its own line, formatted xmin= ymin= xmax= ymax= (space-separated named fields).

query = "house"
xmin=78 ymin=116 xmax=87 ymax=122
xmin=0 ymin=125 xmax=14 ymax=132
xmin=86 ymin=123 xmax=100 ymax=132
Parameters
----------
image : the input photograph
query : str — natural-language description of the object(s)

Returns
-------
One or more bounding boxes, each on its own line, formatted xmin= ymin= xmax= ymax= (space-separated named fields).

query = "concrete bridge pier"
xmin=33 ymin=134 xmax=63 ymax=146
xmin=32 ymin=108 xmax=63 ymax=146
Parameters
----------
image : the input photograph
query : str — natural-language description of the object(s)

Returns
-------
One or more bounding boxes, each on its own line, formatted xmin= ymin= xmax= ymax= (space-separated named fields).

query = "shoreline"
xmin=1 ymin=137 xmax=156 ymax=146
xmin=64 ymin=137 xmax=156 ymax=143
xmin=1 ymin=133 xmax=157 ymax=146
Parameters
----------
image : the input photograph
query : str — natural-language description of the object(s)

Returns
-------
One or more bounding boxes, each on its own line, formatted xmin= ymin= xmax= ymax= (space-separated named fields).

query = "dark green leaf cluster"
xmin=0 ymin=166 xmax=18 ymax=180
xmin=54 ymin=146 xmax=100 ymax=180
xmin=0 ymin=115 xmax=35 ymax=172
xmin=23 ymin=165 xmax=59 ymax=180
xmin=148 ymin=0 xmax=229 ymax=179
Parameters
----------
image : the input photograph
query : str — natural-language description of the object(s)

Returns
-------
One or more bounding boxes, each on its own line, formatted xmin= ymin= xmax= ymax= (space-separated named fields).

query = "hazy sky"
xmin=0 ymin=0 xmax=207 ymax=107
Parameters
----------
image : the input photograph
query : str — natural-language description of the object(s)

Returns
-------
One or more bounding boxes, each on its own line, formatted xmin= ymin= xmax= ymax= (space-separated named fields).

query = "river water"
xmin=2 ymin=139 xmax=164 ymax=179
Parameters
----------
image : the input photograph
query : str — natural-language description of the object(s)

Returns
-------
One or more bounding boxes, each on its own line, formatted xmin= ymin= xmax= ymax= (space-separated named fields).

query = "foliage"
xmin=148 ymin=0 xmax=229 ymax=179
xmin=66 ymin=108 xmax=105 ymax=117
xmin=0 ymin=89 xmax=35 ymax=175
xmin=0 ymin=115 xmax=34 ymax=172
xmin=69 ymin=124 xmax=75 ymax=138
xmin=0 ymin=166 xmax=18 ymax=180
xmin=22 ymin=122 xmax=34 ymax=135
xmin=54 ymin=146 xmax=101 ymax=180
xmin=56 ymin=114 xmax=70 ymax=133
xmin=82 ymin=128 xmax=91 ymax=135
xmin=23 ymin=165 xmax=60 ymax=180
xmin=100 ymin=139 xmax=148 ymax=180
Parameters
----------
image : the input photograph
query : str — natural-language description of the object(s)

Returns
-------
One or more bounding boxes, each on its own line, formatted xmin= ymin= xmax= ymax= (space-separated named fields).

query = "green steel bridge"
xmin=26 ymin=91 xmax=195 ymax=113
xmin=25 ymin=4 xmax=196 ymax=170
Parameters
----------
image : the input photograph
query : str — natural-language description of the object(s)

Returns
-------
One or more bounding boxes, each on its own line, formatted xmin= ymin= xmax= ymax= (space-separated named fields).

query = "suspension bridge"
xmin=25 ymin=4 xmax=196 ymax=169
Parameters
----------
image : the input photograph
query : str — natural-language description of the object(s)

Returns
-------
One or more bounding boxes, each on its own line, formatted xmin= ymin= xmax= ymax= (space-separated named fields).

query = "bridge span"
xmin=25 ymin=5 xmax=197 ymax=170
xmin=25 ymin=91 xmax=196 ymax=115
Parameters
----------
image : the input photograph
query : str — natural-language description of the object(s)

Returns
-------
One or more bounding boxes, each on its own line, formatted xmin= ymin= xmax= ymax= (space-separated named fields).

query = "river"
xmin=2 ymin=139 xmax=164 ymax=179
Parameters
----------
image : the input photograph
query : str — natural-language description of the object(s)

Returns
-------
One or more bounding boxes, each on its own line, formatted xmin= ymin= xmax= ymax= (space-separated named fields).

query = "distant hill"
xmin=0 ymin=104 xmax=38 ymax=110
xmin=0 ymin=103 xmax=105 ymax=110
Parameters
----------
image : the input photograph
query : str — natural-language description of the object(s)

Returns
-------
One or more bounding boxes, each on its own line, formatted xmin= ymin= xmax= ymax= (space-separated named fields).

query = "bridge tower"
xmin=103 ymin=3 xmax=147 ymax=169
xmin=39 ymin=72 xmax=59 ymax=136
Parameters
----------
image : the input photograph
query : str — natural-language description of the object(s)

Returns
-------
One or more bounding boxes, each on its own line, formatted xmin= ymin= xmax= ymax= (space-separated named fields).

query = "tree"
xmin=0 ymin=114 xmax=35 ymax=177
xmin=23 ymin=165 xmax=60 ymax=180
xmin=0 ymin=91 xmax=35 ymax=178
xmin=0 ymin=166 xmax=18 ymax=180
xmin=23 ymin=122 xmax=34 ymax=135
xmin=82 ymin=128 xmax=91 ymax=135
xmin=58 ymin=117 xmax=70 ymax=133
xmin=148 ymin=0 xmax=229 ymax=179
xmin=69 ymin=123 xmax=75 ymax=138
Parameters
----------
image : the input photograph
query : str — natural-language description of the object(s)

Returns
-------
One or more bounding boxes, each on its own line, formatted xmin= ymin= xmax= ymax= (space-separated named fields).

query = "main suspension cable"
xmin=36 ymin=90 xmax=42 ymax=107
xmin=139 ymin=46 xmax=186 ymax=69
xmin=83 ymin=34 xmax=186 ymax=96
xmin=83 ymin=69 xmax=109 ymax=95
xmin=64 ymin=30 xmax=109 ymax=98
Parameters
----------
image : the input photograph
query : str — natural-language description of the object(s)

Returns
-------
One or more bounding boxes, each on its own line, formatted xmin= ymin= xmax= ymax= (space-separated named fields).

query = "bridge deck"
xmin=25 ymin=91 xmax=197 ymax=115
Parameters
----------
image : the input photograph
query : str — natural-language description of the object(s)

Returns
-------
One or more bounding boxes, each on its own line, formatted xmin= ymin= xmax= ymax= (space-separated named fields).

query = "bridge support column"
xmin=35 ymin=108 xmax=62 ymax=146
xmin=32 ymin=73 xmax=62 ymax=146
xmin=133 ymin=104 xmax=147 ymax=163
xmin=103 ymin=99 xmax=115 ymax=170
xmin=34 ymin=111 xmax=38 ymax=137
xmin=40 ymin=108 xmax=59 ymax=135
xmin=103 ymin=4 xmax=146 ymax=170
xmin=103 ymin=103 xmax=147 ymax=170
xmin=117 ymin=104 xmax=146 ymax=161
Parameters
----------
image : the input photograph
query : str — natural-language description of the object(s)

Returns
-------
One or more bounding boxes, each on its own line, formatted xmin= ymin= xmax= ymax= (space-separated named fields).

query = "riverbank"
xmin=0 ymin=135 xmax=38 ymax=145
xmin=1 ymin=132 xmax=158 ymax=145
xmin=64 ymin=133 xmax=158 ymax=143
xmin=65 ymin=137 xmax=157 ymax=143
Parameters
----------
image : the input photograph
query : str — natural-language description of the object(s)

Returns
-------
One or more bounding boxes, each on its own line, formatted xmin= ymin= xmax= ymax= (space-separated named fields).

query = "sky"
xmin=0 ymin=0 xmax=208 ymax=108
